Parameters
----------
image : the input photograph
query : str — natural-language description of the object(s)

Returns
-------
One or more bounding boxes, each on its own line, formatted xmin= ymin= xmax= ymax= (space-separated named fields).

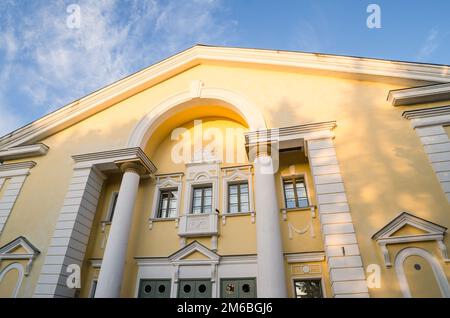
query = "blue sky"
xmin=0 ymin=0 xmax=449 ymax=136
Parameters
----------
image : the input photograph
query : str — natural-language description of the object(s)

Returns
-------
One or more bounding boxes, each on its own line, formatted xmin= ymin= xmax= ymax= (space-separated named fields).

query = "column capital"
xmin=117 ymin=160 xmax=147 ymax=176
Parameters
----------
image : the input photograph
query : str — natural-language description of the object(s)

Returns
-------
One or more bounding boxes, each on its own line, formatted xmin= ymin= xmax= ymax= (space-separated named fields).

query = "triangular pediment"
xmin=372 ymin=212 xmax=447 ymax=243
xmin=169 ymin=241 xmax=219 ymax=263
xmin=0 ymin=236 xmax=40 ymax=257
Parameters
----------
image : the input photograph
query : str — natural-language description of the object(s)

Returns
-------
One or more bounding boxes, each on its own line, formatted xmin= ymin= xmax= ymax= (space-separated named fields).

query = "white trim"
xmin=134 ymin=249 xmax=257 ymax=298
xmin=285 ymin=252 xmax=325 ymax=263
xmin=169 ymin=241 xmax=220 ymax=264
xmin=105 ymin=191 xmax=119 ymax=222
xmin=373 ymin=212 xmax=449 ymax=267
xmin=305 ymin=135 xmax=369 ymax=298
xmin=149 ymin=173 xmax=183 ymax=228
xmin=395 ymin=247 xmax=450 ymax=298
xmin=0 ymin=236 xmax=40 ymax=276
xmin=34 ymin=167 xmax=105 ymax=298
xmin=72 ymin=147 xmax=156 ymax=174
xmin=388 ymin=83 xmax=450 ymax=106
xmin=0 ymin=162 xmax=36 ymax=234
xmin=0 ymin=144 xmax=49 ymax=161
xmin=221 ymin=165 xmax=254 ymax=224
xmin=0 ymin=262 xmax=25 ymax=298
xmin=403 ymin=111 xmax=450 ymax=203
xmin=2 ymin=45 xmax=448 ymax=149
xmin=127 ymin=86 xmax=267 ymax=148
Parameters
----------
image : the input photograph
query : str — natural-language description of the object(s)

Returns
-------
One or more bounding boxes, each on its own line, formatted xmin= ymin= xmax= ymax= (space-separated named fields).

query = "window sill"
xmin=148 ymin=217 xmax=179 ymax=230
xmin=280 ymin=206 xmax=316 ymax=221
xmin=221 ymin=211 xmax=255 ymax=225
xmin=100 ymin=221 xmax=112 ymax=233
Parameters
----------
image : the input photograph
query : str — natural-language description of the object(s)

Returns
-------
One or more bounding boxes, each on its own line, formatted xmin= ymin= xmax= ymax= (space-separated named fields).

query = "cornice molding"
xmin=402 ymin=105 xmax=450 ymax=128
xmin=284 ymin=252 xmax=325 ymax=263
xmin=245 ymin=121 xmax=336 ymax=145
xmin=403 ymin=105 xmax=450 ymax=120
xmin=0 ymin=161 xmax=36 ymax=178
xmin=388 ymin=83 xmax=450 ymax=106
xmin=1 ymin=45 xmax=449 ymax=149
xmin=72 ymin=147 xmax=157 ymax=174
xmin=0 ymin=144 xmax=49 ymax=162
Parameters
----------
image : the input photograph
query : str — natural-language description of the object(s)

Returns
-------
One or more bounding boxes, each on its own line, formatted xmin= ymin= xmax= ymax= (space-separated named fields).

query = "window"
xmin=283 ymin=177 xmax=309 ymax=209
xmin=89 ymin=280 xmax=97 ymax=298
xmin=191 ymin=185 xmax=213 ymax=214
xmin=106 ymin=192 xmax=119 ymax=222
xmin=228 ymin=182 xmax=249 ymax=213
xmin=157 ymin=189 xmax=178 ymax=218
xmin=294 ymin=279 xmax=323 ymax=298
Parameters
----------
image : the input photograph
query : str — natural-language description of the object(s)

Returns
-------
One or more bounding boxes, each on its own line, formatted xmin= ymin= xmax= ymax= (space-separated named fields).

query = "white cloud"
xmin=0 ymin=0 xmax=236 ymax=135
xmin=416 ymin=28 xmax=440 ymax=61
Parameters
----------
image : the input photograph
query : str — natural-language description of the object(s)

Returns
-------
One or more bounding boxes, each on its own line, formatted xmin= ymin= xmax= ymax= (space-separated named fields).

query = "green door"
xmin=138 ymin=279 xmax=171 ymax=298
xmin=178 ymin=280 xmax=212 ymax=298
xmin=221 ymin=278 xmax=257 ymax=298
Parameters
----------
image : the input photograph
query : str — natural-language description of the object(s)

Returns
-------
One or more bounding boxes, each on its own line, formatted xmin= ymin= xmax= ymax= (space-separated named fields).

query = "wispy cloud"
xmin=416 ymin=27 xmax=440 ymax=61
xmin=0 ymin=0 xmax=236 ymax=136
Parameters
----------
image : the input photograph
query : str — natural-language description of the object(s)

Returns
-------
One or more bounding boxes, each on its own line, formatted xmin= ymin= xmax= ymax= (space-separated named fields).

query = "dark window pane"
xmin=294 ymin=280 xmax=323 ymax=298
xmin=158 ymin=189 xmax=178 ymax=218
xmin=283 ymin=178 xmax=309 ymax=209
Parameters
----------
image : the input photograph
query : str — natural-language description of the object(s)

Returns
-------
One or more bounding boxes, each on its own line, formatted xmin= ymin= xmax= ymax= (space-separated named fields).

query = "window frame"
xmin=227 ymin=181 xmax=250 ymax=214
xmin=88 ymin=279 xmax=98 ymax=298
xmin=282 ymin=175 xmax=310 ymax=209
xmin=191 ymin=184 xmax=213 ymax=214
xmin=157 ymin=188 xmax=179 ymax=219
xmin=106 ymin=191 xmax=119 ymax=222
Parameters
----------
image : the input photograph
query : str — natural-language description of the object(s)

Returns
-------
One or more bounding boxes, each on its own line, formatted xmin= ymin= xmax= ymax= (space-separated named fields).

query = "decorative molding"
xmin=127 ymin=87 xmax=267 ymax=149
xmin=0 ymin=262 xmax=25 ymax=297
xmin=221 ymin=165 xmax=255 ymax=224
xmin=178 ymin=160 xmax=220 ymax=239
xmin=403 ymin=105 xmax=450 ymax=128
xmin=285 ymin=252 xmax=325 ymax=263
xmin=286 ymin=207 xmax=316 ymax=239
xmin=0 ymin=236 xmax=40 ymax=275
xmin=388 ymin=83 xmax=450 ymax=106
xmin=395 ymin=247 xmax=450 ymax=298
xmin=134 ymin=250 xmax=257 ymax=298
xmin=89 ymin=259 xmax=102 ymax=269
xmin=0 ymin=161 xmax=36 ymax=234
xmin=0 ymin=144 xmax=49 ymax=162
xmin=0 ymin=161 xmax=36 ymax=177
xmin=402 ymin=113 xmax=450 ymax=202
xmin=306 ymin=136 xmax=369 ymax=298
xmin=372 ymin=211 xmax=449 ymax=267
xmin=3 ymin=45 xmax=448 ymax=149
xmin=245 ymin=121 xmax=336 ymax=146
xmin=149 ymin=173 xmax=183 ymax=228
xmin=34 ymin=167 xmax=105 ymax=298
xmin=168 ymin=241 xmax=220 ymax=265
xmin=72 ymin=147 xmax=157 ymax=174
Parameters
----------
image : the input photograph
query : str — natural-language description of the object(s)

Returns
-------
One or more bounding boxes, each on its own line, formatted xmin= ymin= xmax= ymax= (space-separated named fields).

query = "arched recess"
xmin=127 ymin=86 xmax=267 ymax=149
xmin=395 ymin=247 xmax=450 ymax=298
xmin=0 ymin=263 xmax=24 ymax=298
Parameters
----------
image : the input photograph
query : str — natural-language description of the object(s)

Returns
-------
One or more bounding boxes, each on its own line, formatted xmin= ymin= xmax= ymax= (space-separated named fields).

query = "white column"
xmin=254 ymin=154 xmax=287 ymax=298
xmin=95 ymin=163 xmax=144 ymax=298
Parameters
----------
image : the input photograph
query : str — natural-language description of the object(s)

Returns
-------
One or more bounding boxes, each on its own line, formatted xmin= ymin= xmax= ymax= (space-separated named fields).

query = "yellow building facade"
xmin=0 ymin=45 xmax=449 ymax=298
